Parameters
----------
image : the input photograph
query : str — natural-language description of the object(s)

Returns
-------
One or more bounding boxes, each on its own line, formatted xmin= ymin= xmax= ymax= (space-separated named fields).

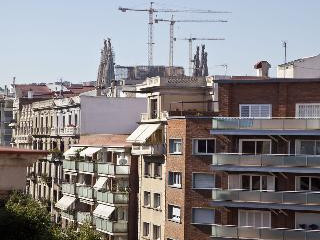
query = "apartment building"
xmin=127 ymin=76 xmax=214 ymax=240
xmin=56 ymin=134 xmax=138 ymax=240
xmin=210 ymin=77 xmax=320 ymax=239
xmin=0 ymin=97 xmax=13 ymax=146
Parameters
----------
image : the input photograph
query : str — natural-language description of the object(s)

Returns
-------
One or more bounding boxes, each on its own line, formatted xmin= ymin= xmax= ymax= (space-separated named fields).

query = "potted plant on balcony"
xmin=49 ymin=148 xmax=63 ymax=161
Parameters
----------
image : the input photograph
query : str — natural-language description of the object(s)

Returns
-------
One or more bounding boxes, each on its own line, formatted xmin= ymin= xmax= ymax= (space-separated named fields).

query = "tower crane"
xmin=154 ymin=16 xmax=227 ymax=72
xmin=119 ymin=2 xmax=230 ymax=67
xmin=175 ymin=37 xmax=225 ymax=76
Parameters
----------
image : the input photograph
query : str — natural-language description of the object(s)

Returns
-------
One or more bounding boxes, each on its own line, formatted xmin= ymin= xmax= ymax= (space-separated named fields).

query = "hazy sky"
xmin=1 ymin=0 xmax=320 ymax=87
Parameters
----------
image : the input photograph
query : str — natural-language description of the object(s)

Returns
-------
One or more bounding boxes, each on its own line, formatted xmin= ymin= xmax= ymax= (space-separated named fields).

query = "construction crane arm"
xmin=118 ymin=7 xmax=149 ymax=12
xmin=175 ymin=19 xmax=228 ymax=23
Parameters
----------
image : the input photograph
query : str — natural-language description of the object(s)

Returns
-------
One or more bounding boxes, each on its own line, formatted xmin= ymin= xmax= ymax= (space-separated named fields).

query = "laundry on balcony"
xmin=93 ymin=177 xmax=108 ymax=190
xmin=80 ymin=147 xmax=102 ymax=157
xmin=93 ymin=204 xmax=115 ymax=219
xmin=55 ymin=195 xmax=76 ymax=211
xmin=127 ymin=123 xmax=161 ymax=144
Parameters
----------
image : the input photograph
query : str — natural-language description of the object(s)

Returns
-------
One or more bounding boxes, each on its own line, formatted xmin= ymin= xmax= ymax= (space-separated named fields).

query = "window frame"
xmin=239 ymin=104 xmax=272 ymax=118
xmin=239 ymin=174 xmax=272 ymax=191
xmin=143 ymin=222 xmax=150 ymax=237
xmin=296 ymin=103 xmax=320 ymax=118
xmin=152 ymin=224 xmax=161 ymax=240
xmin=153 ymin=193 xmax=161 ymax=209
xmin=168 ymin=171 xmax=182 ymax=188
xmin=192 ymin=138 xmax=216 ymax=155
xmin=192 ymin=172 xmax=215 ymax=189
xmin=238 ymin=209 xmax=271 ymax=228
xmin=295 ymin=176 xmax=320 ymax=191
xmin=169 ymin=138 xmax=183 ymax=155
xmin=144 ymin=161 xmax=152 ymax=177
xmin=295 ymin=139 xmax=320 ymax=155
xmin=239 ymin=139 xmax=272 ymax=155
xmin=143 ymin=191 xmax=151 ymax=207
xmin=168 ymin=204 xmax=181 ymax=223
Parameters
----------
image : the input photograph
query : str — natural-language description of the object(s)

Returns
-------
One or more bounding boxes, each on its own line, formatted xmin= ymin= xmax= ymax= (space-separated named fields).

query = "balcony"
xmin=61 ymin=211 xmax=76 ymax=221
xmin=76 ymin=185 xmax=95 ymax=200
xmin=78 ymin=161 xmax=96 ymax=173
xmin=60 ymin=126 xmax=80 ymax=136
xmin=15 ymin=134 xmax=33 ymax=144
xmin=97 ymin=163 xmax=130 ymax=176
xmin=50 ymin=127 xmax=59 ymax=136
xmin=212 ymin=154 xmax=320 ymax=168
xmin=212 ymin=118 xmax=320 ymax=135
xmin=131 ymin=144 xmax=166 ymax=155
xmin=212 ymin=189 xmax=320 ymax=208
xmin=140 ymin=111 xmax=168 ymax=122
xmin=62 ymin=183 xmax=76 ymax=195
xmin=96 ymin=191 xmax=129 ymax=205
xmin=63 ymin=159 xmax=78 ymax=171
xmin=211 ymin=224 xmax=320 ymax=240
xmin=95 ymin=218 xmax=127 ymax=234
xmin=77 ymin=212 xmax=93 ymax=224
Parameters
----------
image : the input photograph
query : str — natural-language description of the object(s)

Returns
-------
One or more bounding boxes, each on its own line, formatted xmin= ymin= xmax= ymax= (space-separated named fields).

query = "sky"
xmin=0 ymin=0 xmax=320 ymax=87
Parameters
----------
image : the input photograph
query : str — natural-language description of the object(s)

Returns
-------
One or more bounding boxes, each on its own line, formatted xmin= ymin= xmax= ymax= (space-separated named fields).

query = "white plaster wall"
xmin=80 ymin=96 xmax=147 ymax=135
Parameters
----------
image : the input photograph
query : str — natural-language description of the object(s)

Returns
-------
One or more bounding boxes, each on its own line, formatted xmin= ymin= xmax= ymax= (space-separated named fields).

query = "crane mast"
xmin=119 ymin=3 xmax=230 ymax=68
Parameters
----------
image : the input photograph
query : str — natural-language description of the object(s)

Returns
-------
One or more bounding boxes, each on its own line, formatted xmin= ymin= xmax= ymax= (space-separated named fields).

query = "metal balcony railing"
xmin=212 ymin=189 xmax=320 ymax=206
xmin=96 ymin=191 xmax=129 ymax=205
xmin=212 ymin=153 xmax=320 ymax=168
xmin=77 ymin=212 xmax=93 ymax=224
xmin=76 ymin=185 xmax=95 ymax=200
xmin=131 ymin=144 xmax=166 ymax=155
xmin=97 ymin=163 xmax=130 ymax=176
xmin=62 ymin=183 xmax=76 ymax=195
xmin=78 ymin=161 xmax=96 ymax=173
xmin=61 ymin=211 xmax=76 ymax=221
xmin=63 ymin=159 xmax=78 ymax=171
xmin=211 ymin=224 xmax=320 ymax=240
xmin=95 ymin=217 xmax=127 ymax=233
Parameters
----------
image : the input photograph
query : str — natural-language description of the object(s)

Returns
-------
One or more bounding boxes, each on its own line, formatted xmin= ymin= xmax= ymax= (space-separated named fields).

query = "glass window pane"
xmin=300 ymin=141 xmax=315 ymax=155
xmin=311 ymin=178 xmax=320 ymax=191
xmin=239 ymin=211 xmax=246 ymax=226
xmin=256 ymin=141 xmax=271 ymax=154
xmin=252 ymin=176 xmax=261 ymax=190
xmin=262 ymin=176 xmax=268 ymax=190
xmin=207 ymin=140 xmax=215 ymax=153
xmin=247 ymin=212 xmax=254 ymax=226
xmin=242 ymin=175 xmax=250 ymax=190
xmin=240 ymin=105 xmax=250 ymax=118
xmin=300 ymin=177 xmax=310 ymax=191
xmin=242 ymin=141 xmax=256 ymax=154
xmin=255 ymin=212 xmax=262 ymax=227
xmin=316 ymin=142 xmax=320 ymax=155
xmin=197 ymin=140 xmax=207 ymax=153
xmin=262 ymin=212 xmax=270 ymax=228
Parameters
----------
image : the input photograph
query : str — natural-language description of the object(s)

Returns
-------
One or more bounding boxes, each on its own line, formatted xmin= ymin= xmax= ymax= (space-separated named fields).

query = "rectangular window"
xmin=240 ymin=104 xmax=271 ymax=118
xmin=296 ymin=140 xmax=320 ymax=155
xmin=143 ymin=222 xmax=150 ymax=237
xmin=144 ymin=191 xmax=151 ymax=207
xmin=192 ymin=208 xmax=215 ymax=224
xmin=296 ymin=103 xmax=320 ymax=118
xmin=154 ymin=163 xmax=162 ymax=178
xmin=193 ymin=173 xmax=215 ymax=189
xmin=153 ymin=225 xmax=161 ymax=240
xmin=168 ymin=172 xmax=181 ymax=188
xmin=168 ymin=205 xmax=181 ymax=223
xmin=238 ymin=210 xmax=271 ymax=228
xmin=296 ymin=176 xmax=320 ymax=191
xmin=240 ymin=139 xmax=271 ymax=154
xmin=153 ymin=193 xmax=161 ymax=209
xmin=240 ymin=175 xmax=273 ymax=191
xmin=144 ymin=161 xmax=152 ymax=176
xmin=193 ymin=139 xmax=215 ymax=155
xmin=169 ymin=139 xmax=182 ymax=154
xmin=75 ymin=114 xmax=78 ymax=126
xmin=150 ymin=99 xmax=158 ymax=119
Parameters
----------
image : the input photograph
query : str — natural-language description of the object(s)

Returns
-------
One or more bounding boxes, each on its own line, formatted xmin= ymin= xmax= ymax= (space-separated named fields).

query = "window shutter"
xmin=192 ymin=208 xmax=215 ymax=224
xmin=228 ymin=175 xmax=240 ymax=189
xmin=193 ymin=174 xmax=215 ymax=189
xmin=240 ymin=105 xmax=250 ymax=118
xmin=260 ymin=105 xmax=271 ymax=118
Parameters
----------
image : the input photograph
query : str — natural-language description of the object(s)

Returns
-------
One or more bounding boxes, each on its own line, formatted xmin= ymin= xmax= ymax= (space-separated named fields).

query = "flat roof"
xmin=214 ymin=77 xmax=320 ymax=84
xmin=78 ymin=134 xmax=131 ymax=148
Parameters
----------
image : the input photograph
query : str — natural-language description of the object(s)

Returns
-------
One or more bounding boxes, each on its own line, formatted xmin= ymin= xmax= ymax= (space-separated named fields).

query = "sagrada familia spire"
xmin=192 ymin=44 xmax=208 ymax=77
xmin=96 ymin=38 xmax=115 ymax=90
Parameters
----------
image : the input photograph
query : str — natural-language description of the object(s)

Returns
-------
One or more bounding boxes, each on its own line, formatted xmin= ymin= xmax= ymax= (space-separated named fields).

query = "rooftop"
xmin=78 ymin=134 xmax=132 ymax=148
xmin=214 ymin=77 xmax=320 ymax=84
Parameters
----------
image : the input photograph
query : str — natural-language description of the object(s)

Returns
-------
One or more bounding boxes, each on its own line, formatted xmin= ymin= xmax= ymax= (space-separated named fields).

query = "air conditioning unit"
xmin=118 ymin=158 xmax=128 ymax=165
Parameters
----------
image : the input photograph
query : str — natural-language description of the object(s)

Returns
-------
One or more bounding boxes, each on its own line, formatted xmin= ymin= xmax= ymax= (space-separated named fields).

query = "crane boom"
xmin=119 ymin=2 xmax=230 ymax=67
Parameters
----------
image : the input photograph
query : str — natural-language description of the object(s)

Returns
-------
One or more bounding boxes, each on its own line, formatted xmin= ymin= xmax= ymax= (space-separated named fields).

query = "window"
xmin=192 ymin=208 xmax=215 ymax=224
xmin=240 ymin=139 xmax=271 ymax=154
xmin=240 ymin=104 xmax=271 ymax=118
xmin=296 ymin=140 xmax=320 ymax=155
xmin=68 ymin=115 xmax=71 ymax=125
xmin=296 ymin=103 xmax=320 ymax=118
xmin=193 ymin=139 xmax=215 ymax=155
xmin=153 ymin=225 xmax=161 ymax=240
xmin=144 ymin=191 xmax=151 ymax=207
xmin=169 ymin=139 xmax=182 ymax=154
xmin=143 ymin=222 xmax=150 ymax=237
xmin=168 ymin=205 xmax=181 ymax=223
xmin=238 ymin=210 xmax=271 ymax=228
xmin=144 ymin=161 xmax=152 ymax=176
xmin=150 ymin=99 xmax=158 ymax=119
xmin=168 ymin=172 xmax=181 ymax=188
xmin=296 ymin=176 xmax=320 ymax=191
xmin=154 ymin=163 xmax=162 ymax=178
xmin=153 ymin=193 xmax=161 ymax=209
xmin=75 ymin=114 xmax=78 ymax=126
xmin=228 ymin=174 xmax=275 ymax=191
xmin=193 ymin=173 xmax=215 ymax=189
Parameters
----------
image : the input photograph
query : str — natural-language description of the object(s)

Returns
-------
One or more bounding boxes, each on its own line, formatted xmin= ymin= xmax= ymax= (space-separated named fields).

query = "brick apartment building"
xmin=210 ymin=77 xmax=320 ymax=239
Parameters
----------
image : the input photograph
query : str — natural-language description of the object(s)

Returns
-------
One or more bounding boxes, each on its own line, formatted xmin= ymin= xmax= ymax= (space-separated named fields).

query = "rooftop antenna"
xmin=216 ymin=64 xmax=228 ymax=76
xmin=282 ymin=41 xmax=287 ymax=78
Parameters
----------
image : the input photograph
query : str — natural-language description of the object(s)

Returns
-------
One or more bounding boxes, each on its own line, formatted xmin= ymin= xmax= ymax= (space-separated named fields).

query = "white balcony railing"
xmin=95 ymin=217 xmax=127 ymax=234
xmin=140 ymin=111 xmax=168 ymax=122
xmin=212 ymin=153 xmax=320 ymax=168
xmin=77 ymin=212 xmax=93 ymax=224
xmin=96 ymin=191 xmax=129 ymax=205
xmin=97 ymin=163 xmax=130 ymax=176
xmin=131 ymin=144 xmax=166 ymax=155
xmin=76 ymin=185 xmax=95 ymax=200
xmin=62 ymin=183 xmax=76 ymax=195
xmin=63 ymin=160 xmax=78 ymax=171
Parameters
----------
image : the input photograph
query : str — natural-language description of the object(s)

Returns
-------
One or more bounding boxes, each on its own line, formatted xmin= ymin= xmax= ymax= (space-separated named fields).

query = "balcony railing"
xmin=212 ymin=153 xmax=320 ymax=168
xmin=77 ymin=212 xmax=93 ymax=224
xmin=140 ymin=111 xmax=168 ymax=122
xmin=97 ymin=163 xmax=130 ymax=176
xmin=78 ymin=161 xmax=96 ymax=173
xmin=62 ymin=183 xmax=76 ymax=195
xmin=60 ymin=126 xmax=80 ymax=136
xmin=212 ymin=189 xmax=320 ymax=206
xmin=76 ymin=185 xmax=95 ymax=200
xmin=63 ymin=160 xmax=78 ymax=171
xmin=61 ymin=211 xmax=76 ymax=221
xmin=212 ymin=118 xmax=320 ymax=131
xmin=131 ymin=144 xmax=166 ymax=155
xmin=96 ymin=191 xmax=129 ymax=205
xmin=95 ymin=217 xmax=127 ymax=234
xmin=211 ymin=224 xmax=320 ymax=240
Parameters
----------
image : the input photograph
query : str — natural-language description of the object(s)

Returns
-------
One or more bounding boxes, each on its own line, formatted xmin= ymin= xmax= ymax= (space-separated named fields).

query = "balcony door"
xmin=229 ymin=174 xmax=275 ymax=191
xmin=239 ymin=139 xmax=271 ymax=154
xmin=238 ymin=210 xmax=271 ymax=228
xmin=295 ymin=140 xmax=320 ymax=155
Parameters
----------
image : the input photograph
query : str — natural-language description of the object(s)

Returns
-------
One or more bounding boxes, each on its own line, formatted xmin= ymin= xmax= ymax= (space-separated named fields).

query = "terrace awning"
xmin=79 ymin=147 xmax=102 ymax=157
xmin=55 ymin=195 xmax=76 ymax=211
xmin=127 ymin=124 xmax=161 ymax=144
xmin=63 ymin=147 xmax=84 ymax=157
xmin=93 ymin=204 xmax=115 ymax=219
xmin=93 ymin=177 xmax=108 ymax=190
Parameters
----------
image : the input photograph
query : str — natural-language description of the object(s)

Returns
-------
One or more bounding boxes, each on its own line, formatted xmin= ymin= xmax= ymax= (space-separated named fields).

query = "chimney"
xmin=27 ymin=89 xmax=34 ymax=99
xmin=254 ymin=61 xmax=271 ymax=78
